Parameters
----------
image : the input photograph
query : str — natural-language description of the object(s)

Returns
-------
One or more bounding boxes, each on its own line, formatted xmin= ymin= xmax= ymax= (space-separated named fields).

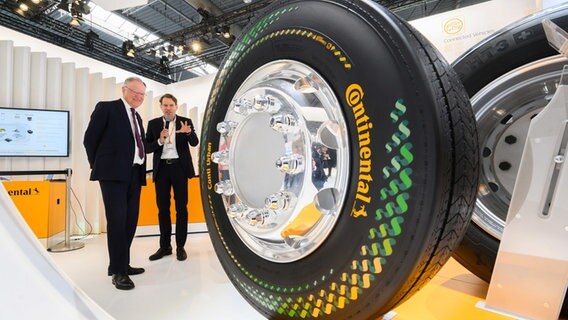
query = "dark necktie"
xmin=130 ymin=108 xmax=144 ymax=159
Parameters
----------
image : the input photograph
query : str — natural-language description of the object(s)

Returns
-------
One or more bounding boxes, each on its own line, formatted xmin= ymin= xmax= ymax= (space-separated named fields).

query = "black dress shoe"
xmin=176 ymin=247 xmax=187 ymax=261
xmin=127 ymin=266 xmax=145 ymax=275
xmin=112 ymin=274 xmax=134 ymax=290
xmin=107 ymin=265 xmax=145 ymax=276
xmin=149 ymin=246 xmax=172 ymax=261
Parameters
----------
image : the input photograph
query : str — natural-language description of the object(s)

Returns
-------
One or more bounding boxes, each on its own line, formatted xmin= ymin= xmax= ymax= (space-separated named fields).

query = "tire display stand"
xmin=477 ymin=19 xmax=568 ymax=320
xmin=0 ymin=168 xmax=84 ymax=252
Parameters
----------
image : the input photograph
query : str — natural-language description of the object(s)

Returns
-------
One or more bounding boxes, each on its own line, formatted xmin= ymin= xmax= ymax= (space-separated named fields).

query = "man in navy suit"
xmin=145 ymin=93 xmax=198 ymax=262
xmin=83 ymin=77 xmax=147 ymax=290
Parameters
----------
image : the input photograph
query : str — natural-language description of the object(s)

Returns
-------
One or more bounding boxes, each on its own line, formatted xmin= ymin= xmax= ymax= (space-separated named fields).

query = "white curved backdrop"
xmin=0 ymin=182 xmax=111 ymax=319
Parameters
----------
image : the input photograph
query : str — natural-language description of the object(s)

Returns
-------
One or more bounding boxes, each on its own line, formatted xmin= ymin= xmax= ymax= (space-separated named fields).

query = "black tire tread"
xmin=387 ymin=15 xmax=480 ymax=307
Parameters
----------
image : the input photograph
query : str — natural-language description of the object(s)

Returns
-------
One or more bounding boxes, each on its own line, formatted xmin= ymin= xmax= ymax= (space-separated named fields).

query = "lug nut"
xmin=228 ymin=203 xmax=247 ymax=218
xmin=275 ymin=154 xmax=304 ymax=174
xmin=270 ymin=114 xmax=297 ymax=133
xmin=214 ymin=180 xmax=234 ymax=196
xmin=211 ymin=150 xmax=229 ymax=165
xmin=498 ymin=161 xmax=512 ymax=171
xmin=233 ymin=98 xmax=251 ymax=115
xmin=265 ymin=192 xmax=293 ymax=211
xmin=253 ymin=95 xmax=280 ymax=113
xmin=216 ymin=121 xmax=238 ymax=135
xmin=504 ymin=135 xmax=517 ymax=145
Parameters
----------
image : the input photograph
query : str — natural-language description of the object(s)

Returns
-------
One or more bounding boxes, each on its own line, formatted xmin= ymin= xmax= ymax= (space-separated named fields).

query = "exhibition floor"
xmin=49 ymin=233 xmax=515 ymax=320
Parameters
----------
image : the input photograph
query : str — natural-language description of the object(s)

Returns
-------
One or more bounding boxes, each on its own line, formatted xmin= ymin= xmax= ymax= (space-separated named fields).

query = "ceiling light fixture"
xmin=191 ymin=40 xmax=202 ymax=53
xmin=69 ymin=16 xmax=80 ymax=27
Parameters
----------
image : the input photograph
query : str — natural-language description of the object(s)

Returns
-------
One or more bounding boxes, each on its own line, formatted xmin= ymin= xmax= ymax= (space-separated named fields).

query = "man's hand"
xmin=177 ymin=120 xmax=192 ymax=134
xmin=159 ymin=128 xmax=169 ymax=144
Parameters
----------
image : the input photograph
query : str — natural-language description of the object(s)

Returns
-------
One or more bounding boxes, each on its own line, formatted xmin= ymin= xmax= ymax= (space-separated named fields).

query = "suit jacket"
xmin=145 ymin=115 xmax=199 ymax=181
xmin=83 ymin=99 xmax=147 ymax=185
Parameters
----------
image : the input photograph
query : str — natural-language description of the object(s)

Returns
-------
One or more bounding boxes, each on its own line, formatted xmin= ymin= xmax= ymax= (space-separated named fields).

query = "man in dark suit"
xmin=83 ymin=77 xmax=147 ymax=290
xmin=145 ymin=93 xmax=199 ymax=261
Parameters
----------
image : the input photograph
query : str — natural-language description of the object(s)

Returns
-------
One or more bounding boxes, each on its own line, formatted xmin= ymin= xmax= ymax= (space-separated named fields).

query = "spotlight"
xmin=69 ymin=6 xmax=82 ymax=26
xmin=122 ymin=40 xmax=136 ymax=58
xmin=221 ymin=26 xmax=231 ymax=39
xmin=190 ymin=40 xmax=202 ymax=53
xmin=69 ymin=16 xmax=81 ymax=27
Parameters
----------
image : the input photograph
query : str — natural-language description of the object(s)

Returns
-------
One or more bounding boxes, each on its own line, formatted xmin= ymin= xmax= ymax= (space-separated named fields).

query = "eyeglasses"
xmin=124 ymin=86 xmax=147 ymax=97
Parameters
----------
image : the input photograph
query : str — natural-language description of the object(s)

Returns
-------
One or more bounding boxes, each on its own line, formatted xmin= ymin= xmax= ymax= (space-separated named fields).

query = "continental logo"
xmin=7 ymin=187 xmax=40 ymax=196
xmin=443 ymin=17 xmax=464 ymax=35
xmin=346 ymin=83 xmax=373 ymax=218
xmin=205 ymin=142 xmax=213 ymax=190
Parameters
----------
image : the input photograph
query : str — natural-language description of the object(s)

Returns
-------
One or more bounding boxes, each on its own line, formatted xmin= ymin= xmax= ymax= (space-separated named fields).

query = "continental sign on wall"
xmin=2 ymin=181 xmax=65 ymax=238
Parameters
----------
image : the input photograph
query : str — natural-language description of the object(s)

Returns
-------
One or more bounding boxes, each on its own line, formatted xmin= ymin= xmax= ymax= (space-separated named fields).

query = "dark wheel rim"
xmin=473 ymin=55 xmax=567 ymax=239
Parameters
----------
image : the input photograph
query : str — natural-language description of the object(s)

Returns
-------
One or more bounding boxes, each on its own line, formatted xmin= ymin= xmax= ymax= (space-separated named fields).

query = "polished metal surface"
xmin=212 ymin=60 xmax=349 ymax=262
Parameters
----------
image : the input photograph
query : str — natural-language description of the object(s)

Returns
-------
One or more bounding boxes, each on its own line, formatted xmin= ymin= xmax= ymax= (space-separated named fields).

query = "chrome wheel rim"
xmin=472 ymin=55 xmax=567 ymax=239
xmin=211 ymin=60 xmax=349 ymax=262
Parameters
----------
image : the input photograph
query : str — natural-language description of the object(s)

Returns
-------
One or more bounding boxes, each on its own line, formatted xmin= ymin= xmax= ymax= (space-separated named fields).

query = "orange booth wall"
xmin=138 ymin=177 xmax=205 ymax=225
xmin=3 ymin=178 xmax=205 ymax=238
xmin=3 ymin=180 xmax=66 ymax=239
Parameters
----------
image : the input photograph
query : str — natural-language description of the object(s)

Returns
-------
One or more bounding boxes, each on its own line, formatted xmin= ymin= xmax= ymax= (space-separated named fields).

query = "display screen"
xmin=0 ymin=107 xmax=70 ymax=157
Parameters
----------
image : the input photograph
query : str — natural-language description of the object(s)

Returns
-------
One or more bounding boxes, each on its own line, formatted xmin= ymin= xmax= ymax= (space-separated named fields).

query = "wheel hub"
xmin=211 ymin=60 xmax=349 ymax=262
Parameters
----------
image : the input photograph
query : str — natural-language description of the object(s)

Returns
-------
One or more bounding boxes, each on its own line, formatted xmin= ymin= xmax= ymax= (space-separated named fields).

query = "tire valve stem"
xmin=270 ymin=114 xmax=297 ymax=133
xmin=214 ymin=180 xmax=235 ymax=196
xmin=275 ymin=154 xmax=304 ymax=174
xmin=211 ymin=150 xmax=230 ymax=165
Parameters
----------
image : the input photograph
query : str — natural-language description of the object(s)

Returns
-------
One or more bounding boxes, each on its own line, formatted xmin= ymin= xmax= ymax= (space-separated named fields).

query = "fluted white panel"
xmin=11 ymin=46 xmax=31 ymax=176
xmin=179 ymin=102 xmax=188 ymax=117
xmin=29 ymin=52 xmax=47 ymax=109
xmin=0 ymin=40 xmax=13 ymax=106
xmin=60 ymin=63 xmax=75 ymax=175
xmin=0 ymin=41 xmax=14 ymax=172
xmin=102 ymin=77 xmax=117 ymax=101
xmin=44 ymin=57 xmax=62 ymax=171
xmin=150 ymin=95 xmax=159 ymax=119
xmin=29 ymin=52 xmax=47 ymax=172
xmin=12 ymin=47 xmax=31 ymax=108
xmin=70 ymin=68 xmax=90 ymax=235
